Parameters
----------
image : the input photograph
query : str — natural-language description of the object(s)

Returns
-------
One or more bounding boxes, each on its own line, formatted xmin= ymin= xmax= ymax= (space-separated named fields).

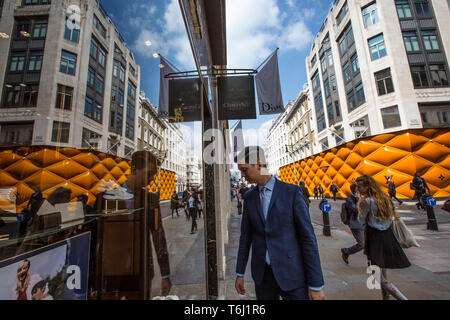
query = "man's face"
xmin=238 ymin=163 xmax=260 ymax=184
xmin=32 ymin=288 xmax=44 ymax=300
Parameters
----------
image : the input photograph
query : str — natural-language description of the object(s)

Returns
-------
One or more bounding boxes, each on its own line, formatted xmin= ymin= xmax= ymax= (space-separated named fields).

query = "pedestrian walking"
xmin=195 ymin=187 xmax=203 ymax=219
xmin=330 ymin=183 xmax=339 ymax=201
xmin=188 ymin=190 xmax=198 ymax=234
xmin=182 ymin=189 xmax=190 ymax=220
xmin=170 ymin=191 xmax=180 ymax=218
xmin=238 ymin=182 xmax=250 ymax=213
xmin=410 ymin=172 xmax=430 ymax=210
xmin=234 ymin=146 xmax=325 ymax=300
xmin=299 ymin=181 xmax=311 ymax=208
xmin=318 ymin=185 xmax=324 ymax=199
xmin=388 ymin=178 xmax=403 ymax=205
xmin=314 ymin=185 xmax=319 ymax=200
xmin=340 ymin=184 xmax=364 ymax=264
xmin=356 ymin=175 xmax=410 ymax=270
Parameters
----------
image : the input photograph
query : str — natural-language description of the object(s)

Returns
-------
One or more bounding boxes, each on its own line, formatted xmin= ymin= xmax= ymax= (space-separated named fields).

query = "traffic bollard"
xmin=319 ymin=199 xmax=331 ymax=236
xmin=422 ymin=194 xmax=438 ymax=231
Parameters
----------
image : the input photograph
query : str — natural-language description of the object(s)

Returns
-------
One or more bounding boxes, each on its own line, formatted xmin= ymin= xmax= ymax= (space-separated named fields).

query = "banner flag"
xmin=158 ymin=55 xmax=176 ymax=118
xmin=231 ymin=120 xmax=244 ymax=162
xmin=255 ymin=51 xmax=284 ymax=115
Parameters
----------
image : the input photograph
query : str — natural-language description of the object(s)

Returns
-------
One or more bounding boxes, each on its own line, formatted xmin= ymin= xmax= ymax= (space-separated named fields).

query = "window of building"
xmin=403 ymin=31 xmax=420 ymax=52
xmin=347 ymin=89 xmax=356 ymax=112
xmin=93 ymin=14 xmax=106 ymax=38
xmin=346 ymin=25 xmax=354 ymax=47
xmin=127 ymin=101 xmax=135 ymax=120
xmin=96 ymin=74 xmax=104 ymax=94
xmin=422 ymin=30 xmax=439 ymax=51
xmin=311 ymin=54 xmax=317 ymax=68
xmin=64 ymin=17 xmax=80 ymax=42
xmin=330 ymin=75 xmax=336 ymax=90
xmin=368 ymin=34 xmax=386 ymax=60
xmin=396 ymin=0 xmax=412 ymax=18
xmin=314 ymin=92 xmax=323 ymax=110
xmin=22 ymin=85 xmax=39 ymax=107
xmin=321 ymin=55 xmax=327 ymax=73
xmin=437 ymin=111 xmax=449 ymax=124
xmin=90 ymin=37 xmax=98 ymax=59
xmin=16 ymin=20 xmax=30 ymax=38
xmin=55 ymin=84 xmax=73 ymax=110
xmin=98 ymin=47 xmax=106 ymax=68
xmin=32 ymin=20 xmax=47 ymax=38
xmin=429 ymin=65 xmax=449 ymax=87
xmin=111 ymin=85 xmax=117 ymax=101
xmin=317 ymin=113 xmax=326 ymax=133
xmin=381 ymin=106 xmax=402 ymax=129
xmin=327 ymin=50 xmax=333 ymax=67
xmin=320 ymin=137 xmax=329 ymax=150
xmin=113 ymin=60 xmax=119 ymax=77
xmin=351 ymin=53 xmax=359 ymax=74
xmin=414 ymin=0 xmax=430 ymax=17
xmin=126 ymin=123 xmax=134 ymax=139
xmin=118 ymin=88 xmax=124 ymax=105
xmin=10 ymin=52 xmax=25 ymax=72
xmin=327 ymin=103 xmax=335 ymax=124
xmin=27 ymin=51 xmax=43 ymax=71
xmin=87 ymin=67 xmax=95 ymax=87
xmin=335 ymin=129 xmax=345 ymax=146
xmin=362 ymin=2 xmax=379 ymax=28
xmin=110 ymin=111 xmax=115 ymax=128
xmin=129 ymin=64 xmax=136 ymax=77
xmin=116 ymin=113 xmax=123 ymax=131
xmin=51 ymin=121 xmax=70 ymax=143
xmin=344 ymin=62 xmax=352 ymax=82
xmin=120 ymin=64 xmax=125 ymax=83
xmin=312 ymin=72 xmax=320 ymax=90
xmin=411 ymin=65 xmax=429 ymax=87
xmin=355 ymin=82 xmax=365 ymax=104
xmin=60 ymin=50 xmax=76 ymax=75
xmin=128 ymin=81 xmax=136 ymax=100
xmin=324 ymin=78 xmax=330 ymax=97
xmin=420 ymin=112 xmax=428 ymax=124
xmin=336 ymin=1 xmax=348 ymax=26
xmin=335 ymin=100 xmax=341 ymax=118
xmin=24 ymin=0 xmax=51 ymax=4
xmin=93 ymin=103 xmax=102 ymax=123
xmin=375 ymin=68 xmax=395 ymax=95
xmin=84 ymin=96 xmax=93 ymax=118
xmin=338 ymin=36 xmax=347 ymax=55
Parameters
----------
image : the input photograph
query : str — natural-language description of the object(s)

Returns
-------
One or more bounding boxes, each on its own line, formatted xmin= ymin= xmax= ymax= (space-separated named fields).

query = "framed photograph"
xmin=0 ymin=232 xmax=90 ymax=300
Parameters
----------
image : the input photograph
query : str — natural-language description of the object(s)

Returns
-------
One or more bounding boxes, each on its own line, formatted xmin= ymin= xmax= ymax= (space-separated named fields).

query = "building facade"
xmin=306 ymin=0 xmax=450 ymax=153
xmin=284 ymin=84 xmax=315 ymax=162
xmin=0 ymin=0 xmax=140 ymax=158
xmin=164 ymin=122 xmax=187 ymax=192
xmin=137 ymin=92 xmax=166 ymax=159
xmin=264 ymin=101 xmax=293 ymax=176
xmin=185 ymin=148 xmax=201 ymax=188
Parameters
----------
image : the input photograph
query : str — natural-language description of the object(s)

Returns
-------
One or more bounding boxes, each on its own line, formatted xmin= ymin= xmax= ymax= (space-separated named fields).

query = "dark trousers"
xmin=332 ymin=192 xmax=337 ymax=201
xmin=184 ymin=204 xmax=190 ymax=220
xmin=171 ymin=207 xmax=179 ymax=218
xmin=189 ymin=207 xmax=197 ymax=233
xmin=254 ymin=264 xmax=309 ymax=300
xmin=314 ymin=193 xmax=318 ymax=200
xmin=389 ymin=192 xmax=403 ymax=204
xmin=342 ymin=228 xmax=364 ymax=255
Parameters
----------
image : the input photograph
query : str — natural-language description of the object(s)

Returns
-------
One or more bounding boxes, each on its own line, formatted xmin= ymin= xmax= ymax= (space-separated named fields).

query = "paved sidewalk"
xmin=150 ymin=198 xmax=450 ymax=300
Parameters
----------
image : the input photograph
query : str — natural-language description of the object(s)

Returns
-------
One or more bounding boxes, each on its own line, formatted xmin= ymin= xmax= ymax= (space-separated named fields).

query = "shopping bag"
xmin=392 ymin=217 xmax=420 ymax=248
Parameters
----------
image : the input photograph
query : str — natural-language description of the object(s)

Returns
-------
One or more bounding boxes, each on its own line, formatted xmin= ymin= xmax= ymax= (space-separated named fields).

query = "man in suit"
xmin=234 ymin=146 xmax=325 ymax=300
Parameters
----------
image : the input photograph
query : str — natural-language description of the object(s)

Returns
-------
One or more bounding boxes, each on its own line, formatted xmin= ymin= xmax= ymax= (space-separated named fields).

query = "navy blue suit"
xmin=236 ymin=179 xmax=324 ymax=296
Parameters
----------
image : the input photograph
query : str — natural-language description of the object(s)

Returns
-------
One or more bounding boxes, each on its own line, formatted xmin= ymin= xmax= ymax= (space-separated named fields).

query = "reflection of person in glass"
xmin=126 ymin=151 xmax=172 ymax=298
xmin=31 ymin=280 xmax=54 ymax=300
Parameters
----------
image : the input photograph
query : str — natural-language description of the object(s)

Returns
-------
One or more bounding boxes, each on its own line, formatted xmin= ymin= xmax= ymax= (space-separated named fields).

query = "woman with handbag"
xmin=355 ymin=175 xmax=410 ymax=269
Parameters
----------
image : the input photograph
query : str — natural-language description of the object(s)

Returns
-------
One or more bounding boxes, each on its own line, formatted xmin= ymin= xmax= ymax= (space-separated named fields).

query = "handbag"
xmin=391 ymin=216 xmax=420 ymax=248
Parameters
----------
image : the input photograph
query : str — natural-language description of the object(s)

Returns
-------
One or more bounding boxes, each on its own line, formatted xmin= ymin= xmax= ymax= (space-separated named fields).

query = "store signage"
xmin=218 ymin=76 xmax=256 ymax=120
xmin=169 ymin=78 xmax=202 ymax=122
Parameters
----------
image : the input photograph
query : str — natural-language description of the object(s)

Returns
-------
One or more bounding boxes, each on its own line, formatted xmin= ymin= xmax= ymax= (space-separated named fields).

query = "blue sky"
xmin=101 ymin=0 xmax=333 ymax=155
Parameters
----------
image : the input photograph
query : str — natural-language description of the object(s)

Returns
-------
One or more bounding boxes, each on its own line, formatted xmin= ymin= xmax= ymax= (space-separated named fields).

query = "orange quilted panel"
xmin=279 ymin=129 xmax=450 ymax=199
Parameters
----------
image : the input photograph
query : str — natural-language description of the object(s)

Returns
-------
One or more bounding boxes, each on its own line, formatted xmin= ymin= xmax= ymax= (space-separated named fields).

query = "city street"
xmin=154 ymin=198 xmax=450 ymax=300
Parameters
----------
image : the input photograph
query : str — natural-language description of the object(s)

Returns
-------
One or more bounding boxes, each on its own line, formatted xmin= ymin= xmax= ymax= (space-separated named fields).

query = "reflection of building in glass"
xmin=0 ymin=0 xmax=140 ymax=158
xmin=138 ymin=92 xmax=166 ymax=158
xmin=186 ymin=148 xmax=201 ymax=188
xmin=306 ymin=0 xmax=450 ymax=152
xmin=164 ymin=123 xmax=187 ymax=192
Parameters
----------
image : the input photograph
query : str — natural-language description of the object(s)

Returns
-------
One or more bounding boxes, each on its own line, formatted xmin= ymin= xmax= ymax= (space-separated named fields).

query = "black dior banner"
xmin=218 ymin=76 xmax=256 ymax=120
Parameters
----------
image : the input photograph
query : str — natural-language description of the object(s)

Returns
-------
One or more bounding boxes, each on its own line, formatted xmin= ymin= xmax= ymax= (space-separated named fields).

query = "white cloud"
xmin=279 ymin=19 xmax=314 ymax=51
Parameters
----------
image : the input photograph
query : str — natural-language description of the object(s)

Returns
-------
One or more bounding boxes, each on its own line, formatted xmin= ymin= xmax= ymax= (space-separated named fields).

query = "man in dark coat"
xmin=299 ymin=181 xmax=311 ymax=208
xmin=330 ymin=183 xmax=339 ymax=201
xmin=340 ymin=184 xmax=364 ymax=264
xmin=388 ymin=178 xmax=403 ymax=205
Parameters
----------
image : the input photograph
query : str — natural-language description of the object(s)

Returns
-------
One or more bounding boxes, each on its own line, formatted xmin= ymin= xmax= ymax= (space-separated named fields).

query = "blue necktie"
xmin=260 ymin=187 xmax=271 ymax=265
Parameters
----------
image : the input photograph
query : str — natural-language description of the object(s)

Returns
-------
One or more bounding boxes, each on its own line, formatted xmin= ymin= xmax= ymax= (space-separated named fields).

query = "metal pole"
xmin=319 ymin=199 xmax=331 ymax=236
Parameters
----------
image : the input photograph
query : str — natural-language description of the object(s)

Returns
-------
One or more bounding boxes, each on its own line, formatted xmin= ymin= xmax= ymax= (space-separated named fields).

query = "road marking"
xmin=414 ymin=236 xmax=427 ymax=240
xmin=397 ymin=210 xmax=414 ymax=213
xmin=401 ymin=217 xmax=416 ymax=221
